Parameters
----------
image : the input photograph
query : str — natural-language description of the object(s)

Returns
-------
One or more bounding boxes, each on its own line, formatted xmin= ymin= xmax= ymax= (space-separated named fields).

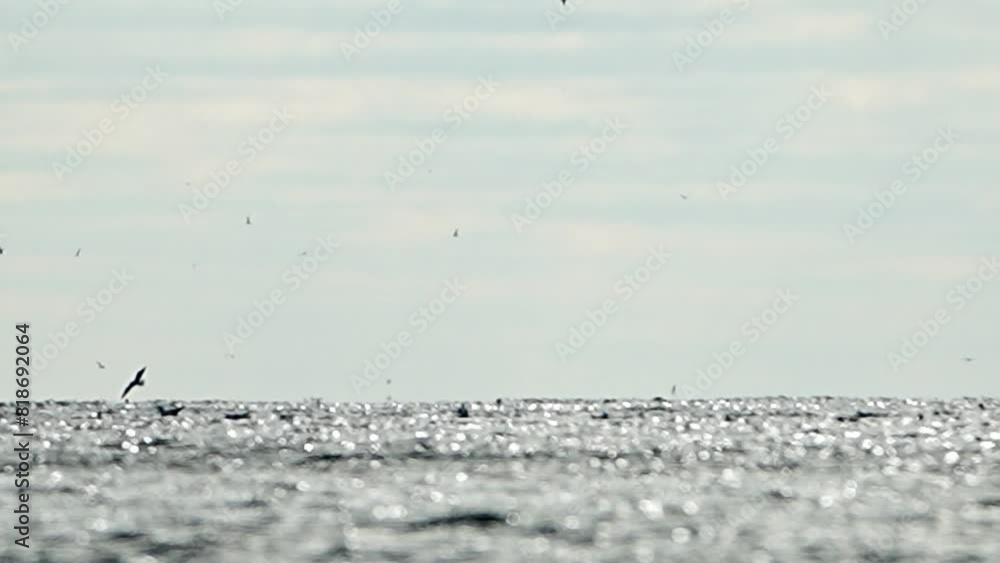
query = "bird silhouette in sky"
xmin=121 ymin=366 xmax=147 ymax=400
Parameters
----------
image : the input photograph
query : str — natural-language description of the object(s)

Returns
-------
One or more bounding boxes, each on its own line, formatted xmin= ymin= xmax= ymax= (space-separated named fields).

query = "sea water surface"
xmin=2 ymin=397 xmax=999 ymax=562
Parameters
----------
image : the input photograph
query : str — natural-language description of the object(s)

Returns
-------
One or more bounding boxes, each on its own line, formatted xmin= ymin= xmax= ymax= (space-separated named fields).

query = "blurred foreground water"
xmin=2 ymin=397 xmax=999 ymax=562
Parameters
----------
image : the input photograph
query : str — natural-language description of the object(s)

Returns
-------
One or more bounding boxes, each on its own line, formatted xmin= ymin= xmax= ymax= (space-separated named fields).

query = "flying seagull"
xmin=679 ymin=193 xmax=689 ymax=200
xmin=962 ymin=356 xmax=976 ymax=363
xmin=0 ymin=245 xmax=4 ymax=255
xmin=452 ymin=228 xmax=460 ymax=238
xmin=75 ymin=248 xmax=81 ymax=257
xmin=96 ymin=361 xmax=106 ymax=369
xmin=245 ymin=216 xmax=252 ymax=225
xmin=121 ymin=366 xmax=147 ymax=400
xmin=671 ymin=384 xmax=677 ymax=396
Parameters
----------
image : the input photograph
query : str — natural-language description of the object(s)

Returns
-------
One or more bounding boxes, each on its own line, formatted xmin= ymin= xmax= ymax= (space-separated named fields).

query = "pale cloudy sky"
xmin=1 ymin=0 xmax=998 ymax=402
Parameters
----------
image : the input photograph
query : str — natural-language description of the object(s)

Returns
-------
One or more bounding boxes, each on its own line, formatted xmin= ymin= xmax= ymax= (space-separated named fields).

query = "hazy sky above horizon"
xmin=2 ymin=0 xmax=998 ymax=402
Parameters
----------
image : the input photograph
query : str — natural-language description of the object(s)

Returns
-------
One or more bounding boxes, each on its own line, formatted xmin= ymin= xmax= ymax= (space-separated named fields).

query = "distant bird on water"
xmin=680 ymin=193 xmax=689 ymax=201
xmin=120 ymin=366 xmax=147 ymax=400
xmin=671 ymin=384 xmax=677 ymax=397
xmin=452 ymin=228 xmax=460 ymax=238
xmin=75 ymin=248 xmax=81 ymax=257
xmin=96 ymin=361 xmax=106 ymax=369
xmin=157 ymin=404 xmax=184 ymax=417
xmin=0 ymin=245 xmax=4 ymax=255
xmin=245 ymin=216 xmax=252 ymax=225
xmin=962 ymin=356 xmax=976 ymax=363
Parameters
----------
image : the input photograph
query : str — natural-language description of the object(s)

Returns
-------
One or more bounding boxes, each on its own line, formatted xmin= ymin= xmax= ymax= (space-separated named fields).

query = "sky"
xmin=1 ymin=0 xmax=998 ymax=402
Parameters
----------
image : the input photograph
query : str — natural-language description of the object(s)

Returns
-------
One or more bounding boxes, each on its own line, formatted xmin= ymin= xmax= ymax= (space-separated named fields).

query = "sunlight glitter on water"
xmin=1 ymin=397 xmax=998 ymax=562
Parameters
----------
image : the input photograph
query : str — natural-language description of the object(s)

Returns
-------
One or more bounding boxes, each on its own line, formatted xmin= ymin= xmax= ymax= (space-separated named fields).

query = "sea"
xmin=1 ymin=397 xmax=998 ymax=562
